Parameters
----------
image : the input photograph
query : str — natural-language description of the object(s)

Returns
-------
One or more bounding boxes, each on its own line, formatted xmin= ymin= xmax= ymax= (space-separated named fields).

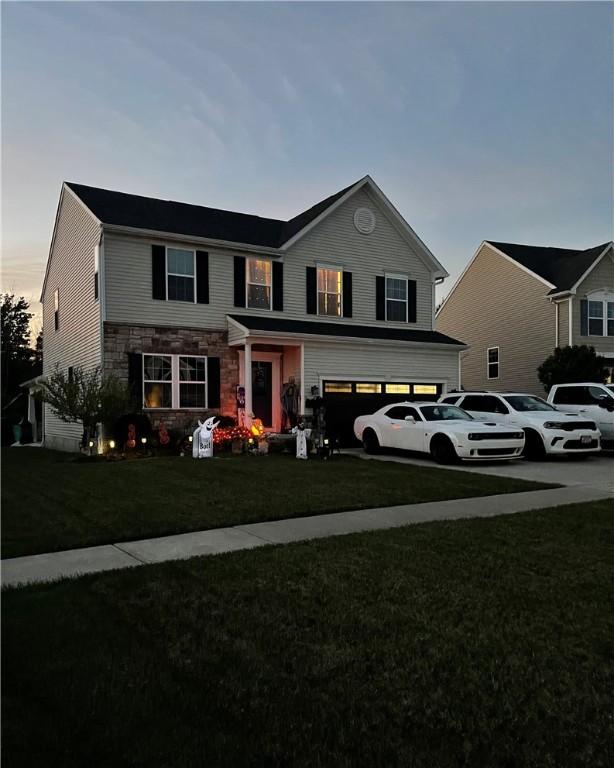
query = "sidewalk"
xmin=3 ymin=484 xmax=611 ymax=589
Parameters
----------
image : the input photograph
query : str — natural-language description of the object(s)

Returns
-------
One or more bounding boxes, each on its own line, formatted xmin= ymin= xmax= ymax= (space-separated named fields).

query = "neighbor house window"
xmin=143 ymin=354 xmax=207 ymax=409
xmin=54 ymin=289 xmax=59 ymax=331
xmin=608 ymin=302 xmax=614 ymax=336
xmin=143 ymin=355 xmax=173 ymax=408
xmin=317 ymin=267 xmax=342 ymax=316
xmin=385 ymin=275 xmax=408 ymax=322
xmin=179 ymin=356 xmax=207 ymax=408
xmin=94 ymin=245 xmax=99 ymax=301
xmin=246 ymin=258 xmax=272 ymax=310
xmin=487 ymin=347 xmax=499 ymax=379
xmin=588 ymin=301 xmax=604 ymax=336
xmin=167 ymin=248 xmax=195 ymax=302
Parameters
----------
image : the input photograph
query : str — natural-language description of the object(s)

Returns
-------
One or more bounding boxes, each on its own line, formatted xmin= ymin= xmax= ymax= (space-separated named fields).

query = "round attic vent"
xmin=353 ymin=207 xmax=376 ymax=234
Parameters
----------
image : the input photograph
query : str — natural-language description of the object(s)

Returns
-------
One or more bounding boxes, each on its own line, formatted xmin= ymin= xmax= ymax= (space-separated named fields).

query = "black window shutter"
xmin=127 ymin=353 xmax=143 ymax=407
xmin=196 ymin=251 xmax=209 ymax=304
xmin=234 ymin=257 xmax=246 ymax=307
xmin=407 ymin=280 xmax=417 ymax=323
xmin=342 ymin=271 xmax=353 ymax=318
xmin=207 ymin=357 xmax=221 ymax=408
xmin=306 ymin=267 xmax=317 ymax=314
xmin=152 ymin=245 xmax=166 ymax=300
xmin=273 ymin=261 xmax=284 ymax=311
xmin=580 ymin=299 xmax=588 ymax=336
xmin=376 ymin=276 xmax=385 ymax=321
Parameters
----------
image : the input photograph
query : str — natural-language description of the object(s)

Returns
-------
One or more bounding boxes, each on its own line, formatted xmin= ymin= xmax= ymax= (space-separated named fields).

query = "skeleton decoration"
xmin=192 ymin=417 xmax=220 ymax=459
xmin=291 ymin=421 xmax=311 ymax=460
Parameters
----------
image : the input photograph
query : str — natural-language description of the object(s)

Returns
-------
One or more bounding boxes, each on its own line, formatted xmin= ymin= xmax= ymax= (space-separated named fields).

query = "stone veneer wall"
xmin=103 ymin=323 xmax=240 ymax=430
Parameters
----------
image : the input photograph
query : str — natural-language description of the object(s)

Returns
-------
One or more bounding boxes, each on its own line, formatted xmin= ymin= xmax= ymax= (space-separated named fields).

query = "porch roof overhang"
xmin=227 ymin=314 xmax=467 ymax=351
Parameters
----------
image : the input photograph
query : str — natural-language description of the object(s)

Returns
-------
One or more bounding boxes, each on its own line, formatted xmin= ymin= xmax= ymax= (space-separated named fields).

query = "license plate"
xmin=581 ymin=435 xmax=592 ymax=444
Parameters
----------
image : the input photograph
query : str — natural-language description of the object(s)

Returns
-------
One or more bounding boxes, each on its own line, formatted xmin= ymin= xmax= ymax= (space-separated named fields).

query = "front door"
xmin=252 ymin=361 xmax=273 ymax=427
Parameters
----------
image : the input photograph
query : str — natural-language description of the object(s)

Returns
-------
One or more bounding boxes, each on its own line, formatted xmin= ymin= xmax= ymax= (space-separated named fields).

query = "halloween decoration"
xmin=281 ymin=378 xmax=299 ymax=430
xmin=291 ymin=420 xmax=311 ymax=460
xmin=192 ymin=417 xmax=219 ymax=458
xmin=127 ymin=423 xmax=136 ymax=449
xmin=158 ymin=421 xmax=170 ymax=446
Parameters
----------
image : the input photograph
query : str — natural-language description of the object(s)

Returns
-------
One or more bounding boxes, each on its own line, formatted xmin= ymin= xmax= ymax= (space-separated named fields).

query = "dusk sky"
xmin=2 ymin=1 xmax=612 ymax=334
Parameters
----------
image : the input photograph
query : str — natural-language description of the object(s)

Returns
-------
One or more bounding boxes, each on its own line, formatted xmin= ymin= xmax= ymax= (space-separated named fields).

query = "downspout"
xmin=568 ymin=297 xmax=573 ymax=346
xmin=555 ymin=301 xmax=559 ymax=348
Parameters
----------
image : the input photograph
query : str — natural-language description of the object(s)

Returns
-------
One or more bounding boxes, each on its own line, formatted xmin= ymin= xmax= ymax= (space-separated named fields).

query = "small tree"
xmin=37 ymin=366 xmax=134 ymax=447
xmin=537 ymin=345 xmax=606 ymax=393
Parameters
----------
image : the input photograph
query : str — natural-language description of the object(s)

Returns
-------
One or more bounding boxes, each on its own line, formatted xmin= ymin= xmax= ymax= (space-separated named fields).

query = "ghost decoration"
xmin=291 ymin=423 xmax=311 ymax=460
xmin=192 ymin=417 xmax=220 ymax=459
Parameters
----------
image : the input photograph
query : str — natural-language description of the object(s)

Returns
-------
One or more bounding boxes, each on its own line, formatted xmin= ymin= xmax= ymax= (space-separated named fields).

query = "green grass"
xmin=3 ymin=501 xmax=613 ymax=767
xmin=1 ymin=447 xmax=551 ymax=559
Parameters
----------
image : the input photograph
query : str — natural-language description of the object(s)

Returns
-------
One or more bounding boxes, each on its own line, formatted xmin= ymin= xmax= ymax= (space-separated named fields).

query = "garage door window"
xmin=413 ymin=384 xmax=438 ymax=395
xmin=355 ymin=383 xmax=382 ymax=393
xmin=324 ymin=381 xmax=353 ymax=393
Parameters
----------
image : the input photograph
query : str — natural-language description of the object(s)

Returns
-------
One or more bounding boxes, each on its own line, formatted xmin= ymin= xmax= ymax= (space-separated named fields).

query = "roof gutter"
xmin=102 ymin=223 xmax=284 ymax=257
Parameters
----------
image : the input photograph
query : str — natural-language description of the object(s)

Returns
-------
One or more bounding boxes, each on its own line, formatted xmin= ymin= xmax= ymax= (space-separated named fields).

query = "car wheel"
xmin=430 ymin=434 xmax=458 ymax=465
xmin=362 ymin=429 xmax=380 ymax=455
xmin=523 ymin=429 xmax=546 ymax=460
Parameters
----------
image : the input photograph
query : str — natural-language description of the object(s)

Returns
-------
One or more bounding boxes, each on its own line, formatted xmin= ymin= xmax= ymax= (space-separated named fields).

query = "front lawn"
xmin=1 ymin=447 xmax=550 ymax=558
xmin=3 ymin=501 xmax=613 ymax=767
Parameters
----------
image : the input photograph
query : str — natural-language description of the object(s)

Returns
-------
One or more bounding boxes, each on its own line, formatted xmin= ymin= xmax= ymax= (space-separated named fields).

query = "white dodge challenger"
xmin=354 ymin=402 xmax=525 ymax=464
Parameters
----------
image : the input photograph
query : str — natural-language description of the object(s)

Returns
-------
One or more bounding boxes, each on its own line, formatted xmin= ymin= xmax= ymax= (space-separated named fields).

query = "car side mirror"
xmin=404 ymin=415 xmax=415 ymax=423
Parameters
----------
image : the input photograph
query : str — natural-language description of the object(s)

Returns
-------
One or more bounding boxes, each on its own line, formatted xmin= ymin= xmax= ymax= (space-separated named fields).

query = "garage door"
xmin=321 ymin=380 xmax=444 ymax=447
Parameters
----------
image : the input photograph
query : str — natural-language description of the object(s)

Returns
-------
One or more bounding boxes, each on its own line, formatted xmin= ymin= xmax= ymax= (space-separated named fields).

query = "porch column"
xmin=244 ymin=341 xmax=253 ymax=424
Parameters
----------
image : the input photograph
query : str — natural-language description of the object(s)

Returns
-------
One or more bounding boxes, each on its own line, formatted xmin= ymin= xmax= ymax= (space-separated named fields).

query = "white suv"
xmin=439 ymin=391 xmax=601 ymax=459
xmin=547 ymin=383 xmax=614 ymax=446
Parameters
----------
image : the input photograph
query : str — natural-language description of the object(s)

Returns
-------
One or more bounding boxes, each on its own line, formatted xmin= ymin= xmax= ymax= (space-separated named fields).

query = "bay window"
xmin=247 ymin=258 xmax=272 ymax=309
xmin=143 ymin=354 xmax=207 ymax=409
xmin=317 ymin=267 xmax=342 ymax=316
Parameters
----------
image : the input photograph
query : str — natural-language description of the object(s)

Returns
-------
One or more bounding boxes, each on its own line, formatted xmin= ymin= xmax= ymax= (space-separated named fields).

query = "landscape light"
xmin=188 ymin=435 xmax=193 ymax=442
xmin=88 ymin=440 xmax=94 ymax=448
xmin=323 ymin=438 xmax=330 ymax=446
xmin=141 ymin=437 xmax=147 ymax=445
xmin=109 ymin=440 xmax=116 ymax=449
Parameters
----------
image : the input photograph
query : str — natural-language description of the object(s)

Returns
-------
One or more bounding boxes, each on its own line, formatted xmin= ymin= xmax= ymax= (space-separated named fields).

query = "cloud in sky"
xmin=1 ymin=0 xmax=612 ymax=315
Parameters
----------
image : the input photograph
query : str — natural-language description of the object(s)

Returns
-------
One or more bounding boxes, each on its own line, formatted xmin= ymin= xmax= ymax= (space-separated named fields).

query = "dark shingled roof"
xmin=228 ymin=314 xmax=465 ymax=346
xmin=487 ymin=241 xmax=613 ymax=294
xmin=66 ymin=180 xmax=358 ymax=249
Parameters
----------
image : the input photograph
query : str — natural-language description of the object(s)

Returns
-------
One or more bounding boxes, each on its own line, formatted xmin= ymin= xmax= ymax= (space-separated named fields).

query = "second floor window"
xmin=318 ymin=267 xmax=342 ymax=316
xmin=167 ymin=248 xmax=195 ymax=302
xmin=385 ymin=276 xmax=408 ymax=321
xmin=247 ymin=258 xmax=271 ymax=310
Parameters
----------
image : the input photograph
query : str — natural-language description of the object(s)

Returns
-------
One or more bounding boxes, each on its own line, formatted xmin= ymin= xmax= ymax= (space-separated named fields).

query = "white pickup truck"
xmin=547 ymin=383 xmax=614 ymax=446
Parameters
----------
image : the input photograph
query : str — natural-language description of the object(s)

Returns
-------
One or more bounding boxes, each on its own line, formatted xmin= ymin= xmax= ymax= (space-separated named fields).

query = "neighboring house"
xmin=436 ymin=240 xmax=614 ymax=394
xmin=40 ymin=175 xmax=465 ymax=450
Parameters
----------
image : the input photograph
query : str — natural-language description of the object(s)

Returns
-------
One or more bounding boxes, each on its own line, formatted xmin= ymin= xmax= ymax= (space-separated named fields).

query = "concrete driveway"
xmin=344 ymin=449 xmax=614 ymax=493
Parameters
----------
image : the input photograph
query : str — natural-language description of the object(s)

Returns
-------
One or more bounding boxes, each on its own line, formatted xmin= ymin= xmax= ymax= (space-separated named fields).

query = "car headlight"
xmin=543 ymin=422 xmax=566 ymax=429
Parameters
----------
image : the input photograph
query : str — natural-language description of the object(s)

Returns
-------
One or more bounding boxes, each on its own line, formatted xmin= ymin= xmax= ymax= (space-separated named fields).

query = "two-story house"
xmin=40 ymin=175 xmax=465 ymax=450
xmin=436 ymin=240 xmax=614 ymax=394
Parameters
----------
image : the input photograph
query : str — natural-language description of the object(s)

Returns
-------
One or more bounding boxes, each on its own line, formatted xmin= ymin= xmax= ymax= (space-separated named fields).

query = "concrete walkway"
xmin=3 ymin=484 xmax=611 ymax=589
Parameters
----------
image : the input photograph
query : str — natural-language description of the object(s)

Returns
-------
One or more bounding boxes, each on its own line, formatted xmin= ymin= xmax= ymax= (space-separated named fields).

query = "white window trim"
xmin=142 ymin=353 xmax=208 ymax=410
xmin=487 ymin=346 xmax=500 ymax=380
xmin=585 ymin=290 xmax=614 ymax=336
xmin=165 ymin=247 xmax=196 ymax=304
xmin=316 ymin=264 xmax=343 ymax=318
xmin=245 ymin=257 xmax=272 ymax=311
xmin=384 ymin=273 xmax=409 ymax=322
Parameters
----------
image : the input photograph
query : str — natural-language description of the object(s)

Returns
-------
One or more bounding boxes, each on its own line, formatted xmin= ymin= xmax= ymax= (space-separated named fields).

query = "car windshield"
xmin=419 ymin=405 xmax=473 ymax=422
xmin=503 ymin=395 xmax=555 ymax=412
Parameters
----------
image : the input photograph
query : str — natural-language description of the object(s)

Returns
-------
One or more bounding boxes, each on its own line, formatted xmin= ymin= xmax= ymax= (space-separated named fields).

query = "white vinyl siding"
xmin=104 ymin=186 xmax=436 ymax=331
xmin=42 ymin=187 xmax=102 ymax=451
xmin=303 ymin=341 xmax=459 ymax=394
